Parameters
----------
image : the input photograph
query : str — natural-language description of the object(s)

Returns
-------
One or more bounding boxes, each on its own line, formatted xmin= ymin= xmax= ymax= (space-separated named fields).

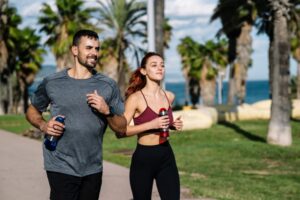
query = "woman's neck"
xmin=142 ymin=81 xmax=161 ymax=96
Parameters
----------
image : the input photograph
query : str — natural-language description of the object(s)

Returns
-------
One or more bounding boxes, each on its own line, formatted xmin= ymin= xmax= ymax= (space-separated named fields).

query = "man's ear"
xmin=71 ymin=45 xmax=78 ymax=56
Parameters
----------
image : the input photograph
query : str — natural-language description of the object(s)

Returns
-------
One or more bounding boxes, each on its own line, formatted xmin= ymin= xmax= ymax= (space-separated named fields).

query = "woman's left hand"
xmin=172 ymin=116 xmax=183 ymax=131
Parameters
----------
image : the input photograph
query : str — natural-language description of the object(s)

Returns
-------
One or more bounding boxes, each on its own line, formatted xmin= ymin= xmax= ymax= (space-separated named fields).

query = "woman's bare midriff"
xmin=138 ymin=133 xmax=167 ymax=145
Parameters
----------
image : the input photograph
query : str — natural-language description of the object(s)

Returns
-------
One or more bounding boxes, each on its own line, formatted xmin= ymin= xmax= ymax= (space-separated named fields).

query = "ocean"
xmin=166 ymin=81 xmax=269 ymax=105
xmin=29 ymin=65 xmax=270 ymax=105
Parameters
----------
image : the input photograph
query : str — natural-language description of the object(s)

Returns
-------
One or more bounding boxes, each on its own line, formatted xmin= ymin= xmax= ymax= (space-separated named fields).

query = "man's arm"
xmin=86 ymin=90 xmax=127 ymax=137
xmin=26 ymin=105 xmax=64 ymax=136
xmin=26 ymin=105 xmax=48 ymax=132
xmin=106 ymin=115 xmax=127 ymax=138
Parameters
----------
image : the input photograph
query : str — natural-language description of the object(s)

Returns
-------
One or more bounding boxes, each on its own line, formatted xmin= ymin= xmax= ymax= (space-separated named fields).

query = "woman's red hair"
xmin=125 ymin=52 xmax=162 ymax=99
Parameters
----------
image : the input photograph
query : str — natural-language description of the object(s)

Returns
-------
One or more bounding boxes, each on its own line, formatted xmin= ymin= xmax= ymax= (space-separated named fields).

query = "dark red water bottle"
xmin=159 ymin=108 xmax=169 ymax=138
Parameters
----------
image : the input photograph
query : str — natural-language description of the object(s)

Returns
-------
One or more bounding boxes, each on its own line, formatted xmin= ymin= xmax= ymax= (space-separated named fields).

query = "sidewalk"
xmin=0 ymin=129 xmax=160 ymax=200
xmin=0 ymin=129 xmax=203 ymax=200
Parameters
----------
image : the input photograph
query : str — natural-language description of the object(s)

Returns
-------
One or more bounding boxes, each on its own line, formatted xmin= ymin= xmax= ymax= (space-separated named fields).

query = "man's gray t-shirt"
xmin=31 ymin=69 xmax=124 ymax=177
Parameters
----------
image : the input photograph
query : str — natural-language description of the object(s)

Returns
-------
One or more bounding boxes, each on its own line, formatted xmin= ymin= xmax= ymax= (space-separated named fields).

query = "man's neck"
xmin=68 ymin=66 xmax=93 ymax=79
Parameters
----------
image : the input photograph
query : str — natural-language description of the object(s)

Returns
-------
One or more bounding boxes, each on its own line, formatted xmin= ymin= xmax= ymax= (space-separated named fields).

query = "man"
xmin=26 ymin=29 xmax=127 ymax=200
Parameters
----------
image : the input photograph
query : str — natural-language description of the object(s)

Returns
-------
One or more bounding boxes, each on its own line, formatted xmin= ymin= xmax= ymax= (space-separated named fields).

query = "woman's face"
xmin=142 ymin=55 xmax=165 ymax=81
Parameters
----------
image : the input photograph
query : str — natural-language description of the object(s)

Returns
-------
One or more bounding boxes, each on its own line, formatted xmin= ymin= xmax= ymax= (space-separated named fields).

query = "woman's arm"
xmin=165 ymin=91 xmax=183 ymax=131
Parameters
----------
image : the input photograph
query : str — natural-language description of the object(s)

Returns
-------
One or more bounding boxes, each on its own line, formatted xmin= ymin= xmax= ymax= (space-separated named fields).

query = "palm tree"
xmin=97 ymin=38 xmax=119 ymax=81
xmin=38 ymin=0 xmax=97 ymax=71
xmin=0 ymin=4 xmax=21 ymax=114
xmin=163 ymin=18 xmax=172 ymax=50
xmin=289 ymin=5 xmax=300 ymax=99
xmin=266 ymin=0 xmax=292 ymax=146
xmin=0 ymin=0 xmax=8 ymax=74
xmin=177 ymin=37 xmax=228 ymax=106
xmin=9 ymin=27 xmax=45 ymax=112
xmin=211 ymin=0 xmax=256 ymax=105
xmin=95 ymin=0 xmax=147 ymax=96
xmin=155 ymin=0 xmax=164 ymax=57
xmin=177 ymin=37 xmax=201 ymax=105
xmin=290 ymin=34 xmax=300 ymax=99
xmin=0 ymin=0 xmax=9 ymax=114
xmin=0 ymin=4 xmax=44 ymax=113
xmin=199 ymin=39 xmax=228 ymax=106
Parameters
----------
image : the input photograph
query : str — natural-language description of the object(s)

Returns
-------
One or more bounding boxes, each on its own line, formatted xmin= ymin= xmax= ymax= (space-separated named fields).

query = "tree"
xmin=0 ymin=4 xmax=21 ymax=114
xmin=0 ymin=0 xmax=9 ymax=114
xmin=154 ymin=0 xmax=164 ymax=57
xmin=289 ymin=4 xmax=300 ymax=99
xmin=0 ymin=4 xmax=44 ymax=113
xmin=177 ymin=37 xmax=201 ymax=105
xmin=95 ymin=0 xmax=147 ymax=96
xmin=177 ymin=37 xmax=228 ymax=106
xmin=0 ymin=0 xmax=8 ymax=74
xmin=38 ymin=0 xmax=96 ymax=71
xmin=10 ymin=27 xmax=45 ymax=112
xmin=290 ymin=34 xmax=300 ymax=99
xmin=266 ymin=0 xmax=292 ymax=146
xmin=211 ymin=0 xmax=256 ymax=105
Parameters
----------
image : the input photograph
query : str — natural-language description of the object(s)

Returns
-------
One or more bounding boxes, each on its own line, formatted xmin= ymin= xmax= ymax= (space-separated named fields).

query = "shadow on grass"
xmin=219 ymin=121 xmax=266 ymax=143
xmin=291 ymin=118 xmax=300 ymax=123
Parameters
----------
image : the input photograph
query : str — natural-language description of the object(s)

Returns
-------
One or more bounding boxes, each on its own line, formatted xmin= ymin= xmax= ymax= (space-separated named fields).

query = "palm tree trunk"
xmin=117 ymin=36 xmax=126 ymax=97
xmin=200 ymin=62 xmax=216 ymax=106
xmin=235 ymin=22 xmax=252 ymax=104
xmin=267 ymin=0 xmax=291 ymax=146
xmin=297 ymin=62 xmax=300 ymax=99
xmin=201 ymin=79 xmax=216 ymax=106
xmin=7 ymin=72 xmax=14 ymax=113
xmin=155 ymin=0 xmax=164 ymax=57
xmin=227 ymin=63 xmax=236 ymax=105
xmin=0 ymin=0 xmax=9 ymax=114
xmin=183 ymin=71 xmax=190 ymax=105
xmin=268 ymin=41 xmax=274 ymax=99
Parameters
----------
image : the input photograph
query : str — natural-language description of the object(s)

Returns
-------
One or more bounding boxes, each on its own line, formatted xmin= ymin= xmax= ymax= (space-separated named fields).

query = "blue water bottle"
xmin=44 ymin=116 xmax=65 ymax=151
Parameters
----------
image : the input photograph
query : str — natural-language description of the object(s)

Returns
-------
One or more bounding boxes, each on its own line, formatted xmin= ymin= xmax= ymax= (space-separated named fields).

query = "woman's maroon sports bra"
xmin=133 ymin=90 xmax=174 ymax=132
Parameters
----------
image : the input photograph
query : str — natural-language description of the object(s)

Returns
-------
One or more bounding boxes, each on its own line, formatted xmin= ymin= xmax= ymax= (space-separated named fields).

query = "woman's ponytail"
xmin=125 ymin=67 xmax=146 ymax=99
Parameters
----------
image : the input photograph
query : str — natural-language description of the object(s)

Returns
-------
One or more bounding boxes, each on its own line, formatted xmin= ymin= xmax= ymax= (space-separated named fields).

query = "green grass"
xmin=0 ymin=114 xmax=33 ymax=134
xmin=1 ymin=115 xmax=300 ymax=200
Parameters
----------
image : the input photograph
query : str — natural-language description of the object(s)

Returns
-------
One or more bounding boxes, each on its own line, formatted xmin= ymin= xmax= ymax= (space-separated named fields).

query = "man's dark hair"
xmin=72 ymin=29 xmax=99 ymax=46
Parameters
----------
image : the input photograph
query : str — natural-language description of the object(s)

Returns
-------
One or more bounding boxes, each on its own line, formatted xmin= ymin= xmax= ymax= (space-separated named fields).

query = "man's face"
xmin=73 ymin=36 xmax=100 ymax=69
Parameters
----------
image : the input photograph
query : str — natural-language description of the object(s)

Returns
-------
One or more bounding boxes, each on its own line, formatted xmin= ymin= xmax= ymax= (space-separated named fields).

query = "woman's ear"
xmin=140 ymin=68 xmax=146 ymax=75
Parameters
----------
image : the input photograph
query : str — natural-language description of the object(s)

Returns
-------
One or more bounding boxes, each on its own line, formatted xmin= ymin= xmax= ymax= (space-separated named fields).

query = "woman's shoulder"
xmin=164 ymin=90 xmax=175 ymax=103
xmin=126 ymin=90 xmax=143 ymax=102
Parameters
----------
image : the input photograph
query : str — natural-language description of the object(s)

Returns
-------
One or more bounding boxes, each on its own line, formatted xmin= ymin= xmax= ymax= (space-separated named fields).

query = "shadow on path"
xmin=219 ymin=121 xmax=266 ymax=143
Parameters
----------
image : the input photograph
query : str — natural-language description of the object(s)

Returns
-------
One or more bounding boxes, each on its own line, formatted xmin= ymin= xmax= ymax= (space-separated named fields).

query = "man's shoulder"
xmin=44 ymin=69 xmax=67 ymax=82
xmin=93 ymin=72 xmax=117 ymax=87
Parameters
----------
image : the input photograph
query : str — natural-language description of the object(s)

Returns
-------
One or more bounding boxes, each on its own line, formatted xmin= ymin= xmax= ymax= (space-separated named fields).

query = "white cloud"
xmin=9 ymin=0 xmax=275 ymax=81
xmin=165 ymin=0 xmax=216 ymax=18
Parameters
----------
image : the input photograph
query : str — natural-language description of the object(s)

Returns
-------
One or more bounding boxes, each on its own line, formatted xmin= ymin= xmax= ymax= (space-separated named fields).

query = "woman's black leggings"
xmin=130 ymin=141 xmax=180 ymax=200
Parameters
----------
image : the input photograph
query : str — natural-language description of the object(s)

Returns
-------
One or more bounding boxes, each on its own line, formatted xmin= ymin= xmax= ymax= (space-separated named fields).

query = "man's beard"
xmin=78 ymin=55 xmax=98 ymax=69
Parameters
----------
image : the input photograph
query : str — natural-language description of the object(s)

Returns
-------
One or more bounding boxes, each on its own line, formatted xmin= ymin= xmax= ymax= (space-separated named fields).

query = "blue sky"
xmin=9 ymin=0 xmax=298 ymax=82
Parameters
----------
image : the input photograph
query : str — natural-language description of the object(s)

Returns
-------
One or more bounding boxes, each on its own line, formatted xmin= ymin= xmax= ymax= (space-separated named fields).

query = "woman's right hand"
xmin=150 ymin=116 xmax=169 ymax=129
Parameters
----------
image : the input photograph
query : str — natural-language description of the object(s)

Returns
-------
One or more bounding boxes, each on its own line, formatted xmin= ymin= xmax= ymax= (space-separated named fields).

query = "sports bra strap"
xmin=162 ymin=90 xmax=171 ymax=106
xmin=140 ymin=90 xmax=148 ymax=106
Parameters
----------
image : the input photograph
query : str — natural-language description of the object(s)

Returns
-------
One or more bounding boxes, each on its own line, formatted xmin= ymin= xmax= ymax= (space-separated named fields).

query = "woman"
xmin=123 ymin=52 xmax=183 ymax=200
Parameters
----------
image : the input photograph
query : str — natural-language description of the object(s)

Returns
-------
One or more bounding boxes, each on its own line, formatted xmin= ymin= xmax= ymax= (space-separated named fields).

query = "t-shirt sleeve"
xmin=109 ymin=84 xmax=125 ymax=115
xmin=30 ymin=78 xmax=50 ymax=112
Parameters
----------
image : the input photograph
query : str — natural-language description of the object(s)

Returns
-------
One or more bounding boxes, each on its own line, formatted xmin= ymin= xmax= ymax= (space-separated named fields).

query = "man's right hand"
xmin=40 ymin=116 xmax=65 ymax=136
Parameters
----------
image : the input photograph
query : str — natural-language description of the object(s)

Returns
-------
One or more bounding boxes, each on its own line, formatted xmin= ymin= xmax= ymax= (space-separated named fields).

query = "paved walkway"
xmin=0 ymin=129 xmax=201 ymax=200
xmin=0 ymin=129 xmax=147 ymax=200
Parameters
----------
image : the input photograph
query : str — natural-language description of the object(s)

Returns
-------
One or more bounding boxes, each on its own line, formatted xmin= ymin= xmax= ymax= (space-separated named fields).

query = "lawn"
xmin=1 ymin=115 xmax=300 ymax=200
